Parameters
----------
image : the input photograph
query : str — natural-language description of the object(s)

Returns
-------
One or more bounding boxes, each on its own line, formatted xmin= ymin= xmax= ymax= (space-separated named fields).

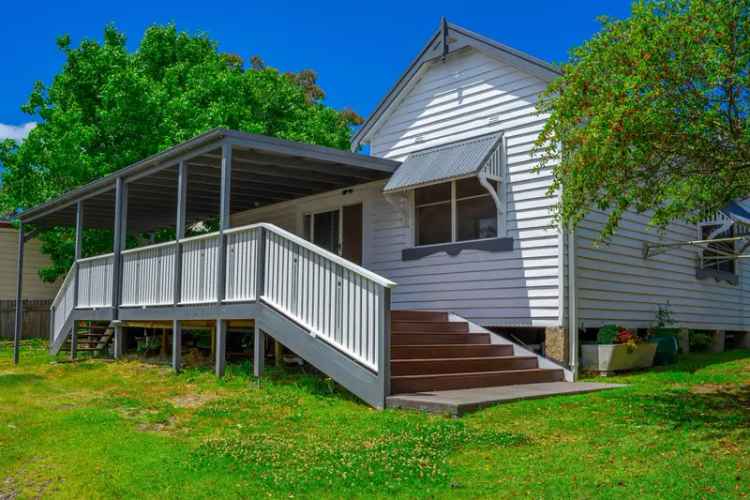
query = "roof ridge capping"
xmin=351 ymin=18 xmax=561 ymax=151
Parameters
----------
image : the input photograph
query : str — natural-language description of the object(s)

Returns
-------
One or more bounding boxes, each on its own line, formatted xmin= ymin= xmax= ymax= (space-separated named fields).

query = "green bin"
xmin=650 ymin=333 xmax=679 ymax=365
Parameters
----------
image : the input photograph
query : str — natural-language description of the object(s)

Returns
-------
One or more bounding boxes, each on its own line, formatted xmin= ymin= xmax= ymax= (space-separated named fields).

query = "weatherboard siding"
xmin=576 ymin=211 xmax=750 ymax=330
xmin=0 ymin=226 xmax=60 ymax=300
xmin=367 ymin=48 xmax=561 ymax=327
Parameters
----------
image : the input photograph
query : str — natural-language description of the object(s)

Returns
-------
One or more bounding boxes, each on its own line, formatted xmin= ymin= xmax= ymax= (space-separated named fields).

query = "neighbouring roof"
xmin=384 ymin=132 xmax=502 ymax=193
xmin=720 ymin=199 xmax=750 ymax=226
xmin=352 ymin=19 xmax=561 ymax=150
xmin=16 ymin=128 xmax=401 ymax=232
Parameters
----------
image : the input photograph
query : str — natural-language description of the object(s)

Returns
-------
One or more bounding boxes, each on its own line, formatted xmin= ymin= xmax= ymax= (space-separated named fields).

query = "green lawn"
xmin=1 ymin=340 xmax=748 ymax=499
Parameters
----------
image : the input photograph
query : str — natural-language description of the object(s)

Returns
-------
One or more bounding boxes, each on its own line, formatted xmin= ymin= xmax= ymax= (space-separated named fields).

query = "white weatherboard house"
xmin=11 ymin=21 xmax=750 ymax=408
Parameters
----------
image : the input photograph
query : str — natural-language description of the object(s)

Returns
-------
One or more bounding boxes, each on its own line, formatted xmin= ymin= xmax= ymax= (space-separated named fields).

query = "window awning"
xmin=383 ymin=132 xmax=503 ymax=193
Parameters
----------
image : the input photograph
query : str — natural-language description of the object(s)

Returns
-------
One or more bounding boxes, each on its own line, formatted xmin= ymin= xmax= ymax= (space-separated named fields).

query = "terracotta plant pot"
xmin=580 ymin=342 xmax=657 ymax=375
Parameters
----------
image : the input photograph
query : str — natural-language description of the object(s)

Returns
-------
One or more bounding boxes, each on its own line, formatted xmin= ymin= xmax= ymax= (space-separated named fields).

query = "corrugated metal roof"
xmin=384 ymin=132 xmax=502 ymax=192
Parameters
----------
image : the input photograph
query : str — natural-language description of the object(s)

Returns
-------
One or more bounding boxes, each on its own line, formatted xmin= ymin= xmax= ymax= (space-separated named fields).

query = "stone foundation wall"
xmin=544 ymin=327 xmax=569 ymax=365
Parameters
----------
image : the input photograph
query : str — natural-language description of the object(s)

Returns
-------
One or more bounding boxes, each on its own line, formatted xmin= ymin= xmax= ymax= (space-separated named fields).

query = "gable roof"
xmin=351 ymin=19 xmax=561 ymax=151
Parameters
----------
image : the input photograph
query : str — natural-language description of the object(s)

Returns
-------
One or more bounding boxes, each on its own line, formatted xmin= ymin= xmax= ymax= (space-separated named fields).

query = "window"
xmin=701 ymin=225 xmax=736 ymax=275
xmin=414 ymin=178 xmax=499 ymax=246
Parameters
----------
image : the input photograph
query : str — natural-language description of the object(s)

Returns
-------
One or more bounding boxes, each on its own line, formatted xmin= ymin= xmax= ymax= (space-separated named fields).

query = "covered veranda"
xmin=10 ymin=129 xmax=400 ymax=389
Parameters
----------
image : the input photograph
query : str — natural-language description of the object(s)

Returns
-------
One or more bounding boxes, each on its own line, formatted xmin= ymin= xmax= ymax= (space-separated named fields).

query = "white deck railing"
xmin=77 ymin=254 xmax=114 ymax=308
xmin=121 ymin=242 xmax=177 ymax=306
xmin=180 ymin=233 xmax=221 ymax=304
xmin=56 ymin=222 xmax=396 ymax=373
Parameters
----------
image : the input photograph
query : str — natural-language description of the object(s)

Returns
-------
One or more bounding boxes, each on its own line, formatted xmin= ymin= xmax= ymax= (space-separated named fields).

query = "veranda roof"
xmin=16 ymin=129 xmax=401 ymax=233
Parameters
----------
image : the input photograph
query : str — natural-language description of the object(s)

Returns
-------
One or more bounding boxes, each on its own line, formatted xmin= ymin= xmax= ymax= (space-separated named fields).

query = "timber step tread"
xmin=391 ymin=344 xmax=514 ymax=359
xmin=392 ymin=321 xmax=468 ymax=333
xmin=391 ymin=356 xmax=538 ymax=376
xmin=391 ymin=333 xmax=489 ymax=345
xmin=391 ymin=368 xmax=565 ymax=393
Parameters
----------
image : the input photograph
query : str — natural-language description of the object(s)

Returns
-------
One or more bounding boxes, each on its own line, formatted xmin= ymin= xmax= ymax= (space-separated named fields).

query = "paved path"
xmin=386 ymin=381 xmax=625 ymax=416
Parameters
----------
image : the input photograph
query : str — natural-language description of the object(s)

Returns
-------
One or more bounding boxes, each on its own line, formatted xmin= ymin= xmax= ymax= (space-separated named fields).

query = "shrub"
xmin=597 ymin=324 xmax=620 ymax=344
xmin=597 ymin=325 xmax=642 ymax=352
xmin=689 ymin=331 xmax=713 ymax=352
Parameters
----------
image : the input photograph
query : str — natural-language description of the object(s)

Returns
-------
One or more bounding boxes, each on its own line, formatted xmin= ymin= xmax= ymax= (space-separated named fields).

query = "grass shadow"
xmin=653 ymin=349 xmax=750 ymax=374
xmin=624 ymin=383 xmax=750 ymax=439
xmin=0 ymin=373 xmax=44 ymax=387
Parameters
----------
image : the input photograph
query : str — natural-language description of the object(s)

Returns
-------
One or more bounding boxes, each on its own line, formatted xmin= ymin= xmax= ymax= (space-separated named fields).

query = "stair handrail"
xmin=50 ymin=264 xmax=75 ymax=312
xmin=50 ymin=264 xmax=76 ymax=344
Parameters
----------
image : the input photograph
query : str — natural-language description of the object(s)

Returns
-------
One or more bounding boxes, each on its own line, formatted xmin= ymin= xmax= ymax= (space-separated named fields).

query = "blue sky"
xmin=0 ymin=0 xmax=632 ymax=140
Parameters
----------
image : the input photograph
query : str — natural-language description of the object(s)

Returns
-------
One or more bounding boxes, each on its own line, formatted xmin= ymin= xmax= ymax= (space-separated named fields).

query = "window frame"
xmin=699 ymin=223 xmax=737 ymax=277
xmin=412 ymin=176 xmax=500 ymax=248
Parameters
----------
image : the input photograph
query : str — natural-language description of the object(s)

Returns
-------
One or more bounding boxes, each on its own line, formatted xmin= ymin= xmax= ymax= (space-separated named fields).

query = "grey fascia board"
xmin=448 ymin=23 xmax=561 ymax=81
xmin=18 ymin=128 xmax=228 ymax=223
xmin=352 ymin=21 xmax=560 ymax=150
xmin=224 ymin=130 xmax=400 ymax=173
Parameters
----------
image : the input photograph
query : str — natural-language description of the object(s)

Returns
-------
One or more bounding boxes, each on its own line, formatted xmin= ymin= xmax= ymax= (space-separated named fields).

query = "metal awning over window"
xmin=383 ymin=132 xmax=503 ymax=193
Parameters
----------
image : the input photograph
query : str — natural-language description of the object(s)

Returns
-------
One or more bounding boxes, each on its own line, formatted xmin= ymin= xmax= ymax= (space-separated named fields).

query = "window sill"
xmin=695 ymin=267 xmax=738 ymax=286
xmin=402 ymin=237 xmax=514 ymax=261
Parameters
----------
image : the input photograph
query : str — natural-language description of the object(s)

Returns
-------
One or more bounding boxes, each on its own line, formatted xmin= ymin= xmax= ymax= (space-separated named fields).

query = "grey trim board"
xmin=403 ymin=237 xmax=513 ymax=261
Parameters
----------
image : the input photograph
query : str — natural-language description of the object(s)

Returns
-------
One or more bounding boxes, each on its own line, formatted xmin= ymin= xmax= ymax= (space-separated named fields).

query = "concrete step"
xmin=391 ymin=333 xmax=490 ymax=346
xmin=391 ymin=368 xmax=565 ymax=394
xmin=391 ymin=344 xmax=513 ymax=359
xmin=391 ymin=356 xmax=538 ymax=376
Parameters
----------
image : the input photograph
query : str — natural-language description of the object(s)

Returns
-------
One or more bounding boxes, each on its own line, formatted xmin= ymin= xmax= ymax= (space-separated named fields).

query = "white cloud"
xmin=0 ymin=122 xmax=37 ymax=142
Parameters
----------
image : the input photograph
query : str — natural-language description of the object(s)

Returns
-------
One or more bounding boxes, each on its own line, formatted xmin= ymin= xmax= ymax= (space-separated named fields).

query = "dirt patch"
xmin=137 ymin=415 xmax=177 ymax=433
xmin=690 ymin=384 xmax=736 ymax=395
xmin=170 ymin=392 xmax=219 ymax=409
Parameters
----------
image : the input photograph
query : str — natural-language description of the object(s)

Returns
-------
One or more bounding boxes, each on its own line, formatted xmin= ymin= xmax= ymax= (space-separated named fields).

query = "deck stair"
xmin=61 ymin=321 xmax=114 ymax=356
xmin=390 ymin=311 xmax=564 ymax=394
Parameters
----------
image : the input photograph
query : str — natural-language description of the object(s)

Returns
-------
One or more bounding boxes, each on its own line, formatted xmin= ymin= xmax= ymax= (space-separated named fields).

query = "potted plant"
xmin=581 ymin=324 xmax=657 ymax=375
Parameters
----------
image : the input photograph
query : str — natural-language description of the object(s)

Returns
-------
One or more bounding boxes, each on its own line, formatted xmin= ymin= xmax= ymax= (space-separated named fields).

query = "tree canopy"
xmin=0 ymin=24 xmax=361 ymax=280
xmin=536 ymin=0 xmax=750 ymax=239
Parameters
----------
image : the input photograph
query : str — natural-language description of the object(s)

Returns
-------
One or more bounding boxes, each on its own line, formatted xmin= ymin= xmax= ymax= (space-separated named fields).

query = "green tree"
xmin=0 ymin=24 xmax=362 ymax=281
xmin=536 ymin=0 xmax=750 ymax=239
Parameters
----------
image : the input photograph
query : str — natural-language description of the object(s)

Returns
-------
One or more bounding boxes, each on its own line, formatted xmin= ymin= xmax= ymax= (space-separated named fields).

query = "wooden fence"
xmin=0 ymin=300 xmax=51 ymax=339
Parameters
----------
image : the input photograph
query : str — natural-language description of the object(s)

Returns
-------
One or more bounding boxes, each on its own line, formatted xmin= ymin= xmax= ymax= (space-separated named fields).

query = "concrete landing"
xmin=386 ymin=381 xmax=625 ymax=416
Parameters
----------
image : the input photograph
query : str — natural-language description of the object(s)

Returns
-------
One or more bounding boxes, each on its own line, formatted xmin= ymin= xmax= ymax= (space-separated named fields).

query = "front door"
xmin=303 ymin=203 xmax=363 ymax=264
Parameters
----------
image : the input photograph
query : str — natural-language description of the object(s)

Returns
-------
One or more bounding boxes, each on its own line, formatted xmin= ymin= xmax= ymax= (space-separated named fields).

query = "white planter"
xmin=581 ymin=343 xmax=657 ymax=375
